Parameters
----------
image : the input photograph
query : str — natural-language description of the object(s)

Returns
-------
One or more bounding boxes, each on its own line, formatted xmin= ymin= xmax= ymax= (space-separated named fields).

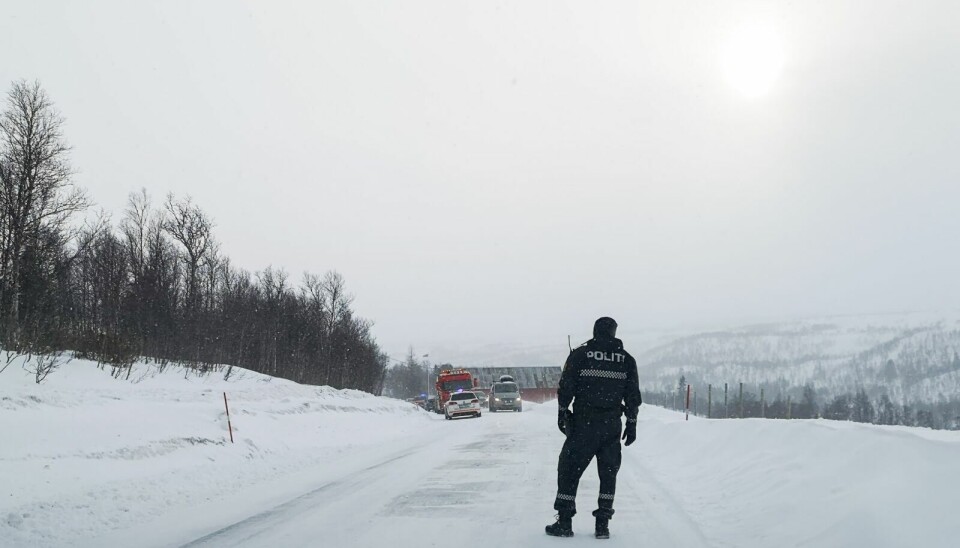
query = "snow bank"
xmin=0 ymin=356 xmax=430 ymax=547
xmin=633 ymin=406 xmax=960 ymax=548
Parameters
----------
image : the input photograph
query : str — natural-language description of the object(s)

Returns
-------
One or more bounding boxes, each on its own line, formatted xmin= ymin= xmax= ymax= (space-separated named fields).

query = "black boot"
xmin=545 ymin=514 xmax=574 ymax=537
xmin=595 ymin=516 xmax=610 ymax=539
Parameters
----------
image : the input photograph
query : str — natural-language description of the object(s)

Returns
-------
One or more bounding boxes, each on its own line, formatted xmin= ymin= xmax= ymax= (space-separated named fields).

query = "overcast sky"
xmin=2 ymin=1 xmax=958 ymax=363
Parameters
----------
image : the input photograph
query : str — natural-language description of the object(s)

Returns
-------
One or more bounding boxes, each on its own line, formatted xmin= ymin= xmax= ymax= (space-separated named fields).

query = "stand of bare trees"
xmin=383 ymin=350 xmax=431 ymax=399
xmin=0 ymin=80 xmax=387 ymax=392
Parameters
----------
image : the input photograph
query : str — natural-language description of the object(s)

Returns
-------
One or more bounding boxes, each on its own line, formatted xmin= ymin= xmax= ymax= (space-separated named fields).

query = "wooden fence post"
xmin=708 ymin=384 xmax=712 ymax=419
xmin=223 ymin=392 xmax=234 ymax=444
xmin=738 ymin=382 xmax=743 ymax=418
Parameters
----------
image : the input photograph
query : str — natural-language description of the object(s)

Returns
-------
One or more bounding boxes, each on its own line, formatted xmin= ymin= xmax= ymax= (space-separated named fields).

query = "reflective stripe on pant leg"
xmin=554 ymin=492 xmax=577 ymax=514
xmin=594 ymin=421 xmax=622 ymax=519
xmin=597 ymin=492 xmax=615 ymax=514
xmin=554 ymin=427 xmax=595 ymax=516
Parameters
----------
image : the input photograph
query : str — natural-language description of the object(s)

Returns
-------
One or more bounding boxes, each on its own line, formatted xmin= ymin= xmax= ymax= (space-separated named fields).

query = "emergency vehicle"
xmin=433 ymin=368 xmax=477 ymax=413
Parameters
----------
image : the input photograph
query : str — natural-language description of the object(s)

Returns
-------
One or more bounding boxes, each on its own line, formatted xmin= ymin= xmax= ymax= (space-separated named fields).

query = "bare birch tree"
xmin=0 ymin=80 xmax=88 ymax=346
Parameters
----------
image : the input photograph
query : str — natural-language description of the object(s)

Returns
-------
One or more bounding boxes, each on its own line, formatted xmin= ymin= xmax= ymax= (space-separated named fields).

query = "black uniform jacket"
xmin=558 ymin=336 xmax=642 ymax=420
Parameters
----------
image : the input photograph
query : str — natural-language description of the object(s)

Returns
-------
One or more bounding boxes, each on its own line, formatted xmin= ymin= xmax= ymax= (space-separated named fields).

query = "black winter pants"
xmin=554 ymin=413 xmax=622 ymax=520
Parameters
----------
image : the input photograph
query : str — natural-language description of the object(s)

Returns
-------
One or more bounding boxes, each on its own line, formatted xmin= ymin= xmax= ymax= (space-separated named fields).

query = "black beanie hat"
xmin=593 ymin=317 xmax=618 ymax=339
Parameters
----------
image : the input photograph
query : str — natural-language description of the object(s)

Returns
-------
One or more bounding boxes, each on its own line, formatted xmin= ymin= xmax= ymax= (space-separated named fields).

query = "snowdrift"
xmin=633 ymin=406 xmax=960 ymax=547
xmin=0 ymin=357 xmax=431 ymax=547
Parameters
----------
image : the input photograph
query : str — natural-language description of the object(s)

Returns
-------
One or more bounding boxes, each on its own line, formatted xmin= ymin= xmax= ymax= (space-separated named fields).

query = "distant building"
xmin=465 ymin=366 xmax=562 ymax=403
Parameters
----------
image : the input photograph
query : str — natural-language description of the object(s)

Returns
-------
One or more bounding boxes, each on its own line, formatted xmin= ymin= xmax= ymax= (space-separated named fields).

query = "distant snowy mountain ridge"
xmin=432 ymin=311 xmax=960 ymax=407
xmin=639 ymin=312 xmax=960 ymax=405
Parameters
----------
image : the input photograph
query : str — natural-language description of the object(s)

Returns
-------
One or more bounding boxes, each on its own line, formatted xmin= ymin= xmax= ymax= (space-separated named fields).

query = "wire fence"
xmin=648 ymin=382 xmax=818 ymax=420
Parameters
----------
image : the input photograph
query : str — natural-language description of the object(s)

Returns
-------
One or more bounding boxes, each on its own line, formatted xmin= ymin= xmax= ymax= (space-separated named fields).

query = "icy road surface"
xmin=4 ymin=360 xmax=959 ymax=548
xmin=102 ymin=404 xmax=707 ymax=548
xmin=95 ymin=403 xmax=960 ymax=548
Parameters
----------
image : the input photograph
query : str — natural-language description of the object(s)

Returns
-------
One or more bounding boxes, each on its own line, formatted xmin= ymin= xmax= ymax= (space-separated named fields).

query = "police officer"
xmin=545 ymin=317 xmax=642 ymax=539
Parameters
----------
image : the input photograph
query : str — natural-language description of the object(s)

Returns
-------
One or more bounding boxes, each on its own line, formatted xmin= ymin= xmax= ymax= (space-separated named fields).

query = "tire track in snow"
xmin=179 ymin=449 xmax=420 ymax=547
xmin=618 ymin=450 xmax=716 ymax=547
xmin=178 ymin=406 xmax=713 ymax=548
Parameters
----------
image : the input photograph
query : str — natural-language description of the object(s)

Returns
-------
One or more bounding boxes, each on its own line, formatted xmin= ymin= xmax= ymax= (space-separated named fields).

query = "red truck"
xmin=433 ymin=368 xmax=477 ymax=414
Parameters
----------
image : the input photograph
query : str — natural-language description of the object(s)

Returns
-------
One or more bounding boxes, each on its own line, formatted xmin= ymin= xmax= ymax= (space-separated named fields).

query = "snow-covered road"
xmin=142 ymin=405 xmax=704 ymax=548
xmin=5 ymin=360 xmax=960 ymax=548
xmin=116 ymin=404 xmax=960 ymax=548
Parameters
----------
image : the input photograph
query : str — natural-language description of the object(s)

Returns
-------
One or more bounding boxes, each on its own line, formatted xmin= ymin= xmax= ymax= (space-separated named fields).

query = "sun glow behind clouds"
xmin=720 ymin=23 xmax=785 ymax=98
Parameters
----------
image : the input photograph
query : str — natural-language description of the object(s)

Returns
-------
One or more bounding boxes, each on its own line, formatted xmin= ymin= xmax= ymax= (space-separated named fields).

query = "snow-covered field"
xmin=2 ymin=358 xmax=959 ymax=547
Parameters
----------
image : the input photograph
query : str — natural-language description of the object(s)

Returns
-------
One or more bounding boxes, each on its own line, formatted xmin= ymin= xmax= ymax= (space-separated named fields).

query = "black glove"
xmin=558 ymin=408 xmax=568 ymax=435
xmin=622 ymin=419 xmax=637 ymax=446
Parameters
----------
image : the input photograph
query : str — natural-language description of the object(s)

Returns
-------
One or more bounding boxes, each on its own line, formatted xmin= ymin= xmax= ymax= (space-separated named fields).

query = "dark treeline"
xmin=649 ymin=374 xmax=960 ymax=430
xmin=382 ymin=350 xmax=430 ymax=399
xmin=381 ymin=350 xmax=454 ymax=400
xmin=0 ymin=80 xmax=387 ymax=392
xmin=383 ymin=349 xmax=430 ymax=399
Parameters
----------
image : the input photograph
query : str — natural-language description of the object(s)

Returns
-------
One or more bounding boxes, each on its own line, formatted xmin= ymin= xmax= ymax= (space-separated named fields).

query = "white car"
xmin=445 ymin=391 xmax=482 ymax=419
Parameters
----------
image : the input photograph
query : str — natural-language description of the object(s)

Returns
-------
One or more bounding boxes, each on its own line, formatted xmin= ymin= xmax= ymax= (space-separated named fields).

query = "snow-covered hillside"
xmin=2 ymin=357 xmax=959 ymax=547
xmin=640 ymin=312 xmax=960 ymax=405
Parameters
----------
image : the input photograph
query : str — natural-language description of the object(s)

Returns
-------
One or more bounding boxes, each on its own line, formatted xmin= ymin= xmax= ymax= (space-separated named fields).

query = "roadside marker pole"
xmin=708 ymin=384 xmax=712 ymax=419
xmin=223 ymin=392 xmax=234 ymax=443
xmin=739 ymin=382 xmax=744 ymax=418
xmin=760 ymin=387 xmax=765 ymax=418
xmin=685 ymin=384 xmax=691 ymax=421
